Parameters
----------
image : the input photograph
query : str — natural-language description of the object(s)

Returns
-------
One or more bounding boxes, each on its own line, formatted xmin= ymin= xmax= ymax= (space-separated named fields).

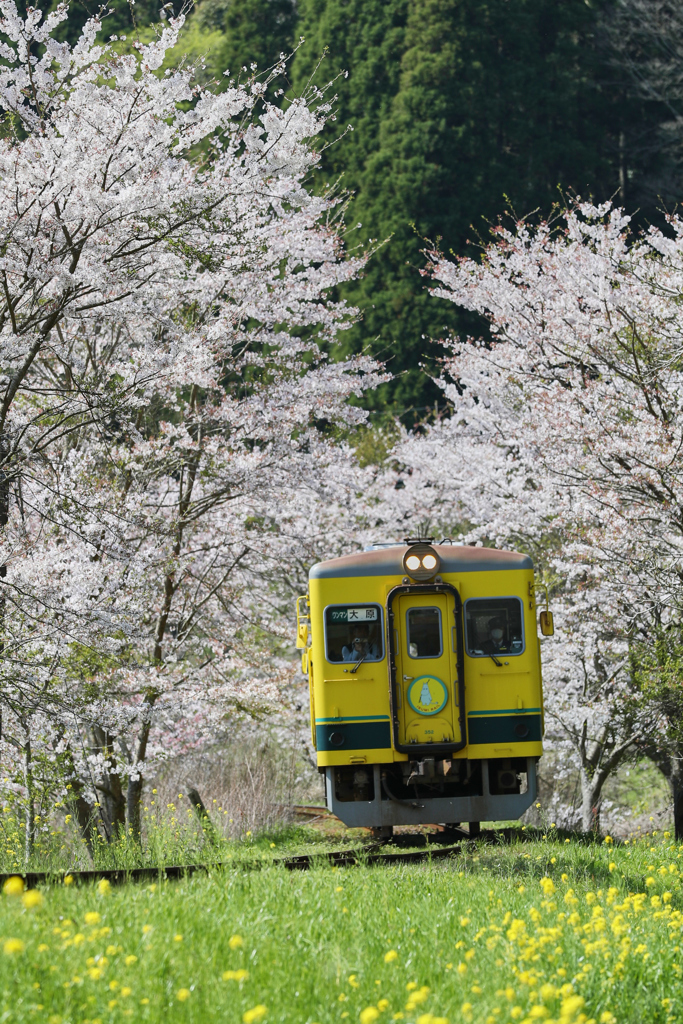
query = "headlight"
xmin=402 ymin=543 xmax=441 ymax=581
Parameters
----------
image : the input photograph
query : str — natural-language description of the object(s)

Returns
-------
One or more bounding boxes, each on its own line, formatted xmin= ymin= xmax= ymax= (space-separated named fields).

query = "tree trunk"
xmin=642 ymin=744 xmax=683 ymax=839
xmin=91 ymin=726 xmax=126 ymax=840
xmin=68 ymin=779 xmax=96 ymax=858
xmin=126 ymin=703 xmax=155 ymax=840
xmin=22 ymin=732 xmax=34 ymax=864
xmin=672 ymin=763 xmax=683 ymax=841
xmin=580 ymin=767 xmax=606 ymax=834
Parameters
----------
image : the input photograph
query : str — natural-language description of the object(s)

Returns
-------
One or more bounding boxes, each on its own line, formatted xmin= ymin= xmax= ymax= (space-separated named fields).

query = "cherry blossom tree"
xmin=0 ymin=0 xmax=388 ymax=851
xmin=375 ymin=201 xmax=683 ymax=831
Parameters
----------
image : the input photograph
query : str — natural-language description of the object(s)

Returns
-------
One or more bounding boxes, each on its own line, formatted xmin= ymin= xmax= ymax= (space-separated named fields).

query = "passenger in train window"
xmin=342 ymin=622 xmax=380 ymax=662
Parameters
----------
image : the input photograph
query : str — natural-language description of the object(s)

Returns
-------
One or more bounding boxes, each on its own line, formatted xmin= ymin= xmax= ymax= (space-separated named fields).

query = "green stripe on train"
xmin=316 ymin=720 xmax=392 ymax=752
xmin=467 ymin=714 xmax=542 ymax=745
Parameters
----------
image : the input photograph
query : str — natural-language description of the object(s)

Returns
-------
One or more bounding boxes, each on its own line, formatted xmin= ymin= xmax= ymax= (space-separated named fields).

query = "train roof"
xmin=309 ymin=543 xmax=533 ymax=579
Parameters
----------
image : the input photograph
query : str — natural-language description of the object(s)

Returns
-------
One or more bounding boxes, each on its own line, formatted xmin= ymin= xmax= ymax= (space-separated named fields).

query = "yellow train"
xmin=296 ymin=539 xmax=552 ymax=835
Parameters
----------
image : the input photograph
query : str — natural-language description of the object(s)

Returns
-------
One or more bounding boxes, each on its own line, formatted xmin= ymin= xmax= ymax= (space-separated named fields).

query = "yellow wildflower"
xmin=97 ymin=879 xmax=111 ymax=895
xmin=2 ymin=876 xmax=24 ymax=896
xmin=121 ymin=987 xmax=132 ymax=997
xmin=84 ymin=912 xmax=101 ymax=926
xmin=223 ymin=969 xmax=249 ymax=981
xmin=384 ymin=950 xmax=398 ymax=963
xmin=377 ymin=999 xmax=389 ymax=1011
xmin=176 ymin=989 xmax=191 ymax=1002
xmin=124 ymin=955 xmax=137 ymax=966
xmin=229 ymin=934 xmax=244 ymax=950
xmin=540 ymin=877 xmax=555 ymax=896
xmin=349 ymin=974 xmax=359 ymax=988
xmin=243 ymin=1005 xmax=267 ymax=1024
xmin=22 ymin=889 xmax=42 ymax=909
xmin=360 ymin=1009 xmax=380 ymax=1024
xmin=560 ymin=995 xmax=584 ymax=1017
xmin=174 ymin=934 xmax=183 ymax=942
xmin=3 ymin=938 xmax=24 ymax=955
xmin=63 ymin=875 xmax=73 ymax=886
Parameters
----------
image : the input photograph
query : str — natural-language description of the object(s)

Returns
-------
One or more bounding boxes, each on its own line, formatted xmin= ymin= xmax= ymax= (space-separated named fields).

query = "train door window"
xmin=324 ymin=604 xmax=384 ymax=664
xmin=464 ymin=597 xmax=524 ymax=657
xmin=406 ymin=607 xmax=442 ymax=659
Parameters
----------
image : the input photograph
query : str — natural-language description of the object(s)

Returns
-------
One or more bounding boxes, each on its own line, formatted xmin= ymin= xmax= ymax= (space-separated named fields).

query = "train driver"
xmin=342 ymin=622 xmax=380 ymax=662
xmin=482 ymin=618 xmax=508 ymax=654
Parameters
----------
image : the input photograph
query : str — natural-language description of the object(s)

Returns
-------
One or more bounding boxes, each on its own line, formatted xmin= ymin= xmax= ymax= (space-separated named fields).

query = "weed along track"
xmin=0 ymin=837 xmax=472 ymax=888
xmin=0 ymin=824 xmax=555 ymax=888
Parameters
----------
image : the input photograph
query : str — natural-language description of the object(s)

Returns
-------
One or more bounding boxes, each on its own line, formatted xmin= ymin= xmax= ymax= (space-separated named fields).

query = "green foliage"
xmin=350 ymin=417 xmax=402 ymax=469
xmin=290 ymin=0 xmax=637 ymax=415
xmin=30 ymin=0 xmax=174 ymax=47
xmin=194 ymin=0 xmax=297 ymax=79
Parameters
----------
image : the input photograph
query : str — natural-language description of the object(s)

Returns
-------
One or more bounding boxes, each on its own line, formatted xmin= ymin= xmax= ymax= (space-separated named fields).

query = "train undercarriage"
xmin=324 ymin=756 xmax=538 ymax=829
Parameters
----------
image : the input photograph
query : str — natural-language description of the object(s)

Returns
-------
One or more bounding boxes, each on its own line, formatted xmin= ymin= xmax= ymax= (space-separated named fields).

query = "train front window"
xmin=406 ymin=607 xmax=442 ymax=658
xmin=465 ymin=597 xmax=524 ymax=657
xmin=324 ymin=605 xmax=384 ymax=664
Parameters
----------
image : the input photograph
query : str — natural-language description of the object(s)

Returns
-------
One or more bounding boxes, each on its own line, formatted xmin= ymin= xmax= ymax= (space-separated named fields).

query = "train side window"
xmin=406 ymin=607 xmax=442 ymax=659
xmin=465 ymin=597 xmax=524 ymax=657
xmin=324 ymin=604 xmax=384 ymax=664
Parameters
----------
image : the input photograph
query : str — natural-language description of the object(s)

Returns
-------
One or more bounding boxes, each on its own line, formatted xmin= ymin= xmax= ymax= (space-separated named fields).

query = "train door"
xmin=394 ymin=592 xmax=462 ymax=747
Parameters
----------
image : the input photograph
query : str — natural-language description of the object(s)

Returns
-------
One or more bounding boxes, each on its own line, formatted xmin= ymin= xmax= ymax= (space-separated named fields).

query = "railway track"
xmin=0 ymin=839 xmax=464 ymax=889
xmin=0 ymin=818 xmax=541 ymax=890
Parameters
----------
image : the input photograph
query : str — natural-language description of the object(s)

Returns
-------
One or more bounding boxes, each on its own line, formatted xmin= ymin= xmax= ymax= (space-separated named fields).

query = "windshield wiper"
xmin=489 ymin=654 xmax=503 ymax=667
xmin=350 ymin=650 xmax=369 ymax=674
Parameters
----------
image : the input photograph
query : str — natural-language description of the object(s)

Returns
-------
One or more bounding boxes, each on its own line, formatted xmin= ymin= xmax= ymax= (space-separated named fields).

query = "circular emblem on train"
xmin=406 ymin=675 xmax=448 ymax=716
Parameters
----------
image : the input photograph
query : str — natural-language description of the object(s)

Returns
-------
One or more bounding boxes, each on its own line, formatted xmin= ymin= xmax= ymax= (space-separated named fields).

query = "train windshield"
xmin=406 ymin=607 xmax=442 ymax=658
xmin=465 ymin=597 xmax=524 ymax=657
xmin=325 ymin=604 xmax=384 ymax=663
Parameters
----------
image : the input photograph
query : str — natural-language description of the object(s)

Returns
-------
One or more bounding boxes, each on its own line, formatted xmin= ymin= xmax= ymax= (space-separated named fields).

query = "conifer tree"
xmin=195 ymin=0 xmax=297 ymax=79
xmin=292 ymin=0 xmax=627 ymax=414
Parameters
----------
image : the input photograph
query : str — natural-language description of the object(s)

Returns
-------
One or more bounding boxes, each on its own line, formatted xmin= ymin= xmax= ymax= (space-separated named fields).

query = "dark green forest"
xmin=44 ymin=0 xmax=683 ymax=415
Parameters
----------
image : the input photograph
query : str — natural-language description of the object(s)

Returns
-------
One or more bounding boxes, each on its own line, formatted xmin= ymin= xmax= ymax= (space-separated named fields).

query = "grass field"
xmin=0 ymin=828 xmax=679 ymax=1024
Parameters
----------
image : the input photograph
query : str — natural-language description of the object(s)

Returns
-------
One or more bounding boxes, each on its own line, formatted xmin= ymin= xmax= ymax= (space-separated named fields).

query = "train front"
xmin=300 ymin=541 xmax=544 ymax=832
